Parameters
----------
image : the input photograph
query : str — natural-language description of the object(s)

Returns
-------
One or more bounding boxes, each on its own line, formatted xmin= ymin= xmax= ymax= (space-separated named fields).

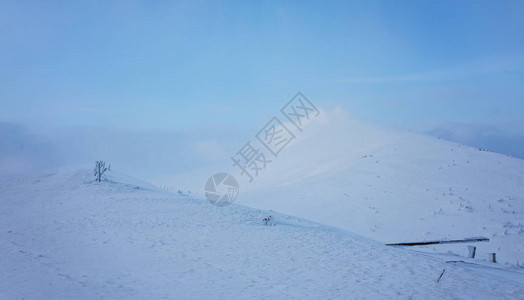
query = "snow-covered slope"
xmin=239 ymin=109 xmax=524 ymax=267
xmin=158 ymin=108 xmax=524 ymax=267
xmin=1 ymin=169 xmax=523 ymax=299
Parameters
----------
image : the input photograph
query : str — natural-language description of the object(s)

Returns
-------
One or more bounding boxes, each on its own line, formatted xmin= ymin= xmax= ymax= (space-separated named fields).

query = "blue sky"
xmin=1 ymin=0 xmax=524 ymax=178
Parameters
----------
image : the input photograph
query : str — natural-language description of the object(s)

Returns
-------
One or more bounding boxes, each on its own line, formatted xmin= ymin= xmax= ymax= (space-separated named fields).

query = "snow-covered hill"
xmin=158 ymin=108 xmax=524 ymax=267
xmin=1 ymin=169 xmax=523 ymax=299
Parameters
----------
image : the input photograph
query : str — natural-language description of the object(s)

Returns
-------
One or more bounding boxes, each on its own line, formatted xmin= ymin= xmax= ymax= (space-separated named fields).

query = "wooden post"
xmin=97 ymin=163 xmax=101 ymax=182
xmin=489 ymin=253 xmax=496 ymax=263
xmin=467 ymin=246 xmax=476 ymax=258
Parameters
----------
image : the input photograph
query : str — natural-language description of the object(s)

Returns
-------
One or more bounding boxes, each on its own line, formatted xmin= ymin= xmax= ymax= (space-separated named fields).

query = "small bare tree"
xmin=94 ymin=161 xmax=109 ymax=182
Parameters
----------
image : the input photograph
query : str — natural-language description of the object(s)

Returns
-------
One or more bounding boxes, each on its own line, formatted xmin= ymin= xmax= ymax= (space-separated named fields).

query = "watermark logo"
xmin=281 ymin=92 xmax=320 ymax=131
xmin=205 ymin=92 xmax=319 ymax=207
xmin=204 ymin=173 xmax=239 ymax=207
xmin=231 ymin=141 xmax=272 ymax=183
xmin=256 ymin=117 xmax=295 ymax=157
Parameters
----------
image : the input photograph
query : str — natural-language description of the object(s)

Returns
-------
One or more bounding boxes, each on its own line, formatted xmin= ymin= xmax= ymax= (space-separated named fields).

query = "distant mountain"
xmin=240 ymin=109 xmax=524 ymax=266
xmin=159 ymin=108 xmax=524 ymax=266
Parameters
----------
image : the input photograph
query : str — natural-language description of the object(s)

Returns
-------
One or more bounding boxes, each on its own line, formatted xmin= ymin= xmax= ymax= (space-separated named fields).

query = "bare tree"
xmin=94 ymin=161 xmax=109 ymax=182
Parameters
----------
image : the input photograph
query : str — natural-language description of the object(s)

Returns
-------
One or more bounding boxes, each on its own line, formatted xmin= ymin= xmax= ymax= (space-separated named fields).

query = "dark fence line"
xmin=386 ymin=237 xmax=489 ymax=246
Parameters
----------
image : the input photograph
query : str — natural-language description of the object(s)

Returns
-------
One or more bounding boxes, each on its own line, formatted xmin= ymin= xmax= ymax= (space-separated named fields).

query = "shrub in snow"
xmin=178 ymin=190 xmax=191 ymax=196
xmin=263 ymin=216 xmax=275 ymax=226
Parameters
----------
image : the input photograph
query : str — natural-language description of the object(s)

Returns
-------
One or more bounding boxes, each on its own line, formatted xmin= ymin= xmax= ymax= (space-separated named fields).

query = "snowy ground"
xmin=1 ymin=169 xmax=523 ymax=299
xmin=159 ymin=110 xmax=524 ymax=267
